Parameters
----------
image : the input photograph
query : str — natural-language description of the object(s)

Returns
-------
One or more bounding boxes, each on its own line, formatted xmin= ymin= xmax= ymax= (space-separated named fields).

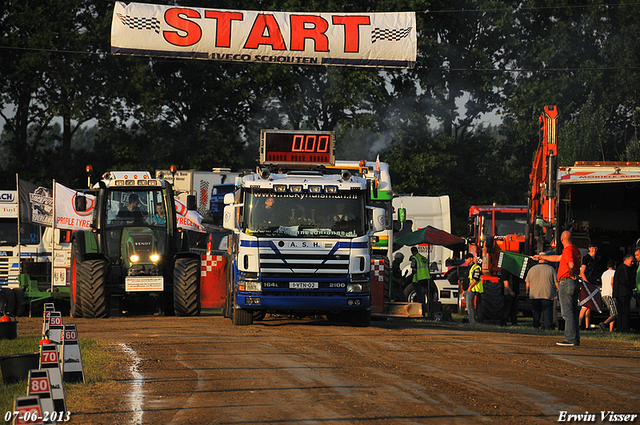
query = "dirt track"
xmin=17 ymin=315 xmax=640 ymax=424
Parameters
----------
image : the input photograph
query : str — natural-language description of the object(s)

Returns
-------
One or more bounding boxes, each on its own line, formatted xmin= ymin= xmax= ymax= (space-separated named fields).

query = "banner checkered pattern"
xmin=116 ymin=13 xmax=161 ymax=34
xmin=371 ymin=27 xmax=412 ymax=43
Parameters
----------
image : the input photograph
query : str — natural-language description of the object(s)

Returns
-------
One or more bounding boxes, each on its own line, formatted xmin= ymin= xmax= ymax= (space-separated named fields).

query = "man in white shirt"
xmin=599 ymin=260 xmax=617 ymax=331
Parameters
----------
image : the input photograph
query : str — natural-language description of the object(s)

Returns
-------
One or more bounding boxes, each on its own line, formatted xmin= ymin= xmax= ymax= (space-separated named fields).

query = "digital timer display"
xmin=260 ymin=130 xmax=335 ymax=166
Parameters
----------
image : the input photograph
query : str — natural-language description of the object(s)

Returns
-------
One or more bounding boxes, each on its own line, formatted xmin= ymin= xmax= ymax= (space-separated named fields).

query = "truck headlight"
xmin=347 ymin=283 xmax=366 ymax=293
xmin=243 ymin=282 xmax=262 ymax=292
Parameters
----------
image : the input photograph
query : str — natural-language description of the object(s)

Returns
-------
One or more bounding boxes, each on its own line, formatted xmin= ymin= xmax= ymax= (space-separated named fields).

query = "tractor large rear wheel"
xmin=70 ymin=241 xmax=84 ymax=318
xmin=78 ymin=259 xmax=110 ymax=318
xmin=173 ymin=257 xmax=201 ymax=316
xmin=12 ymin=288 xmax=25 ymax=317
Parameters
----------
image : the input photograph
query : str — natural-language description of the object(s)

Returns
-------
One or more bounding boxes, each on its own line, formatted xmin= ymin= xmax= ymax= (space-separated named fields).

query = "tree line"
xmin=2 ymin=0 xmax=640 ymax=235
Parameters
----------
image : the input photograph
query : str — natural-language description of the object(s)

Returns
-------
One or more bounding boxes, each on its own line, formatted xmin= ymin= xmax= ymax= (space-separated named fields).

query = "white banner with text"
xmin=111 ymin=2 xmax=416 ymax=68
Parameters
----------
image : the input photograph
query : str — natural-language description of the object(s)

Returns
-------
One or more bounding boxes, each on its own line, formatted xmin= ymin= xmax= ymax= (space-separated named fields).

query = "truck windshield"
xmin=482 ymin=212 xmax=527 ymax=237
xmin=244 ymin=191 xmax=366 ymax=238
xmin=0 ymin=219 xmax=40 ymax=245
xmin=105 ymin=189 xmax=168 ymax=229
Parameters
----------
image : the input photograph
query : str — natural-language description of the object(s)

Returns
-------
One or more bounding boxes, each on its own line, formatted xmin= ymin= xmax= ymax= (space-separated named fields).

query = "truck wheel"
xmin=404 ymin=283 xmax=417 ymax=302
xmin=0 ymin=288 xmax=16 ymax=316
xmin=173 ymin=258 xmax=201 ymax=316
xmin=12 ymin=288 xmax=25 ymax=317
xmin=223 ymin=255 xmax=234 ymax=319
xmin=349 ymin=310 xmax=371 ymax=327
xmin=78 ymin=259 xmax=110 ymax=318
xmin=253 ymin=311 xmax=267 ymax=321
xmin=70 ymin=242 xmax=84 ymax=318
xmin=232 ymin=307 xmax=253 ymax=325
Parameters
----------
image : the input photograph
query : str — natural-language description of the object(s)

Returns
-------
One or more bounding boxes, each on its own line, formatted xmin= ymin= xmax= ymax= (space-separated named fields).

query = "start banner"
xmin=111 ymin=2 xmax=416 ymax=68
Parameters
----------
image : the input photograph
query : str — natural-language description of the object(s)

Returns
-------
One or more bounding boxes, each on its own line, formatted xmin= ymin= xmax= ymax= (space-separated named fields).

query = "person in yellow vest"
xmin=410 ymin=247 xmax=430 ymax=316
xmin=463 ymin=253 xmax=483 ymax=324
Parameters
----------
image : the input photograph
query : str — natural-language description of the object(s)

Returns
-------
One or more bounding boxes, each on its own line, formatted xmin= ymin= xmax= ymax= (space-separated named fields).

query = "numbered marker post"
xmin=27 ymin=370 xmax=55 ymax=423
xmin=41 ymin=304 xmax=56 ymax=339
xmin=39 ymin=344 xmax=66 ymax=412
xmin=47 ymin=312 xmax=63 ymax=346
xmin=61 ymin=324 xmax=85 ymax=383
xmin=12 ymin=395 xmax=44 ymax=425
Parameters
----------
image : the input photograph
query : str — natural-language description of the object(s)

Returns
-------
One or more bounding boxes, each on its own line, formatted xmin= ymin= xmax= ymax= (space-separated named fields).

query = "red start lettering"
xmin=164 ymin=8 xmax=202 ymax=46
xmin=204 ymin=11 xmax=243 ymax=48
xmin=332 ymin=16 xmax=370 ymax=52
xmin=160 ymin=9 xmax=369 ymax=53
xmin=244 ymin=14 xmax=286 ymax=50
xmin=290 ymin=15 xmax=328 ymax=51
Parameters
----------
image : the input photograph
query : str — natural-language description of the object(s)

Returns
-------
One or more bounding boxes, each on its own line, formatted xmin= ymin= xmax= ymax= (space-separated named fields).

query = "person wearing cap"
xmin=391 ymin=252 xmax=407 ymax=302
xmin=463 ymin=253 xmax=483 ymax=324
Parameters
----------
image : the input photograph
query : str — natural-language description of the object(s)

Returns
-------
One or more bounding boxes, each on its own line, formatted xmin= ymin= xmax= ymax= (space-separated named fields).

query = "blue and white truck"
xmin=0 ymin=190 xmax=72 ymax=316
xmin=222 ymin=130 xmax=386 ymax=326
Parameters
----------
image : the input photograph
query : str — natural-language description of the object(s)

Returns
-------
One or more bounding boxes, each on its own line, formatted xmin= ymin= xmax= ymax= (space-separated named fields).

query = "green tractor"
xmin=71 ymin=171 xmax=200 ymax=318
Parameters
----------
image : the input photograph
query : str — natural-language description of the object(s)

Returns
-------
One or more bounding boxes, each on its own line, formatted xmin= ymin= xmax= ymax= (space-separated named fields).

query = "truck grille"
xmin=0 ymin=257 xmax=19 ymax=284
xmin=259 ymin=250 xmax=349 ymax=278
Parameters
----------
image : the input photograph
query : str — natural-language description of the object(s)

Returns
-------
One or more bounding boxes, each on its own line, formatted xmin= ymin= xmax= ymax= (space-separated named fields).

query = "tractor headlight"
xmin=130 ymin=254 xmax=140 ymax=263
xmin=150 ymin=253 xmax=160 ymax=263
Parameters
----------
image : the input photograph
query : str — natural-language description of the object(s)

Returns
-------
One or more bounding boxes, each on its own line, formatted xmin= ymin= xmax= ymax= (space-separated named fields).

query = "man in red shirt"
xmin=533 ymin=231 xmax=582 ymax=346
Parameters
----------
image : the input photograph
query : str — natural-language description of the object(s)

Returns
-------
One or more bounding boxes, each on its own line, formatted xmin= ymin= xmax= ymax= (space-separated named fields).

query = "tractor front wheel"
xmin=173 ymin=257 xmax=201 ymax=316
xmin=78 ymin=259 xmax=110 ymax=318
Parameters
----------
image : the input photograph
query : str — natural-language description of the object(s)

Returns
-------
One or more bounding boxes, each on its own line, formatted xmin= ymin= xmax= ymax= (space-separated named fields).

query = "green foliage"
xmin=2 ymin=0 xmax=640 ymax=233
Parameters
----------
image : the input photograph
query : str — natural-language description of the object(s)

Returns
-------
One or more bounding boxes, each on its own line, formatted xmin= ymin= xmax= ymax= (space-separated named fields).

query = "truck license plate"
xmin=126 ymin=276 xmax=164 ymax=292
xmin=290 ymin=282 xmax=318 ymax=290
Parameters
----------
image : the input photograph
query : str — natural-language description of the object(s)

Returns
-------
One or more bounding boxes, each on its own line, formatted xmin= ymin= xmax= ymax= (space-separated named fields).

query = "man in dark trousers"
xmin=410 ymin=247 xmax=430 ymax=317
xmin=501 ymin=268 xmax=520 ymax=326
xmin=391 ymin=252 xmax=407 ymax=302
xmin=534 ymin=231 xmax=582 ymax=347
xmin=613 ymin=254 xmax=635 ymax=333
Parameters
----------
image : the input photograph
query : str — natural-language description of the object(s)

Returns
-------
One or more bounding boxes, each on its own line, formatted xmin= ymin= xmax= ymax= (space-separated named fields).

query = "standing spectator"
xmin=579 ymin=243 xmax=602 ymax=330
xmin=391 ymin=252 xmax=407 ymax=302
xmin=599 ymin=260 xmax=617 ymax=332
xmin=525 ymin=258 xmax=558 ymax=330
xmin=613 ymin=254 xmax=635 ymax=333
xmin=463 ymin=253 xmax=483 ymax=324
xmin=534 ymin=231 xmax=582 ymax=347
xmin=410 ymin=247 xmax=430 ymax=316
xmin=501 ymin=268 xmax=520 ymax=326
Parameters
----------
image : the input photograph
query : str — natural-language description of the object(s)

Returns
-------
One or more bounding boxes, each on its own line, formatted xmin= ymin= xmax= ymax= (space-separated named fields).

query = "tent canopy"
xmin=393 ymin=225 xmax=465 ymax=252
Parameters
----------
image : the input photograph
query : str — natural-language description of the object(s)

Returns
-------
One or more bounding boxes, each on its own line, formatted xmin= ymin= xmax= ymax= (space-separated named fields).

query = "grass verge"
xmin=1 ymin=333 xmax=124 ymax=421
